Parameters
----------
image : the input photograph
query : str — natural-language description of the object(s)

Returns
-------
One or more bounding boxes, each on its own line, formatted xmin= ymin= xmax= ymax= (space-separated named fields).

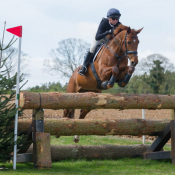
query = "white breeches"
xmin=90 ymin=33 xmax=106 ymax=53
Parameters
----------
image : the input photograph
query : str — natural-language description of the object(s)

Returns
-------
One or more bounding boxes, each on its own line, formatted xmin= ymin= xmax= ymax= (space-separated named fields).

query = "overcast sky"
xmin=1 ymin=0 xmax=175 ymax=89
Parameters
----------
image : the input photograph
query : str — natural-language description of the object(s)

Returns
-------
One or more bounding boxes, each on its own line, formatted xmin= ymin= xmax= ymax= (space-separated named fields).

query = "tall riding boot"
xmin=78 ymin=52 xmax=94 ymax=76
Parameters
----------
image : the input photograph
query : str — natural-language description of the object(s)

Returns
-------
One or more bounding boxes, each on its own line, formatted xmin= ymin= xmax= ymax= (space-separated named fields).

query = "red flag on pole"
xmin=6 ymin=26 xmax=22 ymax=37
xmin=6 ymin=25 xmax=23 ymax=170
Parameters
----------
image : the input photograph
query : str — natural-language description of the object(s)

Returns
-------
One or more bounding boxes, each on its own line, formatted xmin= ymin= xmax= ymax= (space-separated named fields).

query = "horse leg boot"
xmin=118 ymin=73 xmax=132 ymax=87
xmin=118 ymin=66 xmax=135 ymax=87
xmin=101 ymin=67 xmax=119 ymax=89
xmin=78 ymin=51 xmax=94 ymax=76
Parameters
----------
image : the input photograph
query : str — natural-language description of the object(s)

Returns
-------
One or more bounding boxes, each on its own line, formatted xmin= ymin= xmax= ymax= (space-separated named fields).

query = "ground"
xmin=22 ymin=108 xmax=171 ymax=120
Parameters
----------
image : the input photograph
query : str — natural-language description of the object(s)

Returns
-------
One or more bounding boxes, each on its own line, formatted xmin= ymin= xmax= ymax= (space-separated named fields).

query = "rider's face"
xmin=108 ymin=17 xmax=118 ymax=26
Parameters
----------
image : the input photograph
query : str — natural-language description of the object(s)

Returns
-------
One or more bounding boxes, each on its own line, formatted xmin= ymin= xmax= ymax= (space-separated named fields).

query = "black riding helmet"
xmin=107 ymin=8 xmax=121 ymax=19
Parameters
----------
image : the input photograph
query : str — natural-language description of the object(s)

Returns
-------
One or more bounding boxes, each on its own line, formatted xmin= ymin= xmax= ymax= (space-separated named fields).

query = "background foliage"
xmin=30 ymin=53 xmax=175 ymax=95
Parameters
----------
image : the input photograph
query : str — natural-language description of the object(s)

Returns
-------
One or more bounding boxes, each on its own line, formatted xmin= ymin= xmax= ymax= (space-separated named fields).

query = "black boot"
xmin=78 ymin=52 xmax=93 ymax=75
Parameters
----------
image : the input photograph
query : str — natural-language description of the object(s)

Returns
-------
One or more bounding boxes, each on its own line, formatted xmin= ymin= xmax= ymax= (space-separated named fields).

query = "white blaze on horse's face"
xmin=133 ymin=39 xmax=136 ymax=43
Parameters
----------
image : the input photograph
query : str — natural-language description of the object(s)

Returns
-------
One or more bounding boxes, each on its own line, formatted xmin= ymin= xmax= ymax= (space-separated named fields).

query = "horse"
xmin=63 ymin=26 xmax=143 ymax=142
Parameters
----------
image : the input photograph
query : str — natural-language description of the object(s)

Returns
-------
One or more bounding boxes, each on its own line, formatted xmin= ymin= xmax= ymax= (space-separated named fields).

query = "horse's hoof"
xmin=108 ymin=82 xmax=114 ymax=87
xmin=73 ymin=135 xmax=80 ymax=143
xmin=101 ymin=81 xmax=108 ymax=89
xmin=55 ymin=135 xmax=60 ymax=138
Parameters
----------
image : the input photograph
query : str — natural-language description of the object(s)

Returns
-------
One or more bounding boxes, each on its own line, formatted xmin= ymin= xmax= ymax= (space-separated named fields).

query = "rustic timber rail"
xmin=18 ymin=92 xmax=175 ymax=168
xmin=19 ymin=92 xmax=175 ymax=109
xmin=18 ymin=119 xmax=169 ymax=136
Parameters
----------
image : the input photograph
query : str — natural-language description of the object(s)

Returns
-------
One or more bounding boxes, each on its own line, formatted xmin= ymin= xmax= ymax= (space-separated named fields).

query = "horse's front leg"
xmin=101 ymin=66 xmax=119 ymax=89
xmin=118 ymin=65 xmax=135 ymax=87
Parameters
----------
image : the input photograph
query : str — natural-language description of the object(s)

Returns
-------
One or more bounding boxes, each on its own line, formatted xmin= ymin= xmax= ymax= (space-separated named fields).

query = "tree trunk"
xmin=27 ymin=144 xmax=150 ymax=160
xmin=18 ymin=119 xmax=169 ymax=136
xmin=19 ymin=92 xmax=175 ymax=110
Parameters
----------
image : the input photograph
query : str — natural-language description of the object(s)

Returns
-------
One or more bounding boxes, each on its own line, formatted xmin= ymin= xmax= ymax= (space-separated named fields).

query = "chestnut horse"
xmin=63 ymin=26 xmax=143 ymax=141
xmin=63 ymin=26 xmax=143 ymax=115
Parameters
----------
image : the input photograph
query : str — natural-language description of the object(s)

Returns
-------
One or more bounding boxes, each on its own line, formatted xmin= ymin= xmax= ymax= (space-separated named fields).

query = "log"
xmin=18 ymin=119 xmax=169 ymax=136
xmin=19 ymin=92 xmax=175 ymax=110
xmin=27 ymin=144 xmax=150 ymax=160
xmin=35 ymin=133 xmax=52 ymax=169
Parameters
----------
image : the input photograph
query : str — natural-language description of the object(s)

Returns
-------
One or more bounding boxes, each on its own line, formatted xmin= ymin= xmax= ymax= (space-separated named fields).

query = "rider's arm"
xmin=95 ymin=19 xmax=111 ymax=41
xmin=95 ymin=29 xmax=110 ymax=41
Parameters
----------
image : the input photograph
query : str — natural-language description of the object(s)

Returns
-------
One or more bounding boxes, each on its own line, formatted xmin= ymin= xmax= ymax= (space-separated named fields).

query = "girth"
xmin=90 ymin=62 xmax=104 ymax=90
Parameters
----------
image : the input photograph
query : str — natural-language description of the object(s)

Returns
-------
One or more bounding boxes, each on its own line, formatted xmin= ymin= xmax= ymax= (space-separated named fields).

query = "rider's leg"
xmin=78 ymin=35 xmax=102 ymax=76
xmin=78 ymin=51 xmax=94 ymax=75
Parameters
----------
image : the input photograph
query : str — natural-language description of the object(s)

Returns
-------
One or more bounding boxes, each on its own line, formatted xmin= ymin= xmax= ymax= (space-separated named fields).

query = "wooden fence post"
xmin=32 ymin=109 xmax=51 ymax=168
xmin=171 ymin=109 xmax=175 ymax=164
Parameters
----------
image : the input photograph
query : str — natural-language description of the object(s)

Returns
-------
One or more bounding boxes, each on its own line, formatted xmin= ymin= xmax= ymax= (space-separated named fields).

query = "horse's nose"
xmin=131 ymin=61 xmax=136 ymax=66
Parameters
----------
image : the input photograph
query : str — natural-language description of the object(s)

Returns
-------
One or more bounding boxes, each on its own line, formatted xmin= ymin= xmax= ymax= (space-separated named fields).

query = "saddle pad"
xmin=93 ymin=44 xmax=104 ymax=62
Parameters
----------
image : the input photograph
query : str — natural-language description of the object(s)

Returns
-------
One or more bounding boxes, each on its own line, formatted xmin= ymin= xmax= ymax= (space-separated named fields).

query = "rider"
xmin=78 ymin=8 xmax=121 ymax=76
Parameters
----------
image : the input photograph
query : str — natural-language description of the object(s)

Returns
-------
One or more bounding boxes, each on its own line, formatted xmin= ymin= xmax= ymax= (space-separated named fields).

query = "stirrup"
xmin=78 ymin=66 xmax=87 ymax=76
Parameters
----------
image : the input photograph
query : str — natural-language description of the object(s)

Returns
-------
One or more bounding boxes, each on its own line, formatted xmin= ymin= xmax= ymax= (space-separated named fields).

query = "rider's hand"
xmin=108 ymin=28 xmax=114 ymax=34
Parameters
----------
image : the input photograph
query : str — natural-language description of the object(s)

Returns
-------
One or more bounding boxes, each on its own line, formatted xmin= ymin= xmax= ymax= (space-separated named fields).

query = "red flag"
xmin=6 ymin=26 xmax=22 ymax=37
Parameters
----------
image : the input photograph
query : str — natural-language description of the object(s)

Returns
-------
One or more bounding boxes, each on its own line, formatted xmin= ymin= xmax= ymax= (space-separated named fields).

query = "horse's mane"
xmin=109 ymin=24 xmax=139 ymax=41
xmin=107 ymin=23 xmax=129 ymax=41
xmin=113 ymin=23 xmax=129 ymax=36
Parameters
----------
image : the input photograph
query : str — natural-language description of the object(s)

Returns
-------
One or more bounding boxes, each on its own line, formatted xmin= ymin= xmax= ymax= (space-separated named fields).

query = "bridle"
xmin=105 ymin=31 xmax=138 ymax=67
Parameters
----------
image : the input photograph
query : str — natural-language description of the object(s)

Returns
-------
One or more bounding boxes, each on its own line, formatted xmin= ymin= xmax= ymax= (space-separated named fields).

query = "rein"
xmin=105 ymin=32 xmax=138 ymax=67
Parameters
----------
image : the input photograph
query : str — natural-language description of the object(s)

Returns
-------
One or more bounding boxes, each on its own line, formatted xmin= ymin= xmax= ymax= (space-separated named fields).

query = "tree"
xmin=0 ymin=25 xmax=26 ymax=162
xmin=135 ymin=54 xmax=175 ymax=94
xmin=143 ymin=60 xmax=165 ymax=94
xmin=43 ymin=38 xmax=90 ymax=79
xmin=2 ymin=46 xmax=30 ymax=78
xmin=136 ymin=54 xmax=174 ymax=75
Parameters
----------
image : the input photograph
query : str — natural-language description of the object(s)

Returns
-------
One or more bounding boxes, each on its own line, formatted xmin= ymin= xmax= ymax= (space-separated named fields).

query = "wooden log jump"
xmin=17 ymin=92 xmax=175 ymax=167
xmin=18 ymin=119 xmax=169 ymax=136
xmin=19 ymin=92 xmax=175 ymax=109
xmin=26 ymin=144 xmax=150 ymax=161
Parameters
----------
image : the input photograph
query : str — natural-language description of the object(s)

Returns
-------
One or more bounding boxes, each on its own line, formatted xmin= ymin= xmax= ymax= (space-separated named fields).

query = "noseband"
xmin=105 ymin=32 xmax=138 ymax=67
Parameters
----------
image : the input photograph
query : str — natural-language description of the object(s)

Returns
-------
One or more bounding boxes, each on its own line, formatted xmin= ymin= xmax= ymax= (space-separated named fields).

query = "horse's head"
xmin=122 ymin=27 xmax=143 ymax=67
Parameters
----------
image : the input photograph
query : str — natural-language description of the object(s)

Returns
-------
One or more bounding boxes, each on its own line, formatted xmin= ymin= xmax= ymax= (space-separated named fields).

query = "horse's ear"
xmin=136 ymin=27 xmax=144 ymax=34
xmin=127 ymin=27 xmax=131 ymax=34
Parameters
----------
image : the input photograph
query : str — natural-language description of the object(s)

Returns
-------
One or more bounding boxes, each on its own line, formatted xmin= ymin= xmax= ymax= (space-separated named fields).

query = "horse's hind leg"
xmin=63 ymin=71 xmax=79 ymax=119
xmin=63 ymin=109 xmax=75 ymax=119
xmin=73 ymin=109 xmax=91 ymax=143
xmin=79 ymin=109 xmax=91 ymax=119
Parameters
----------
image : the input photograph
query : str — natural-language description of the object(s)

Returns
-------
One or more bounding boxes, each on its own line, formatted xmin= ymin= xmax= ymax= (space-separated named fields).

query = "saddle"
xmin=93 ymin=44 xmax=105 ymax=62
xmin=90 ymin=44 xmax=105 ymax=90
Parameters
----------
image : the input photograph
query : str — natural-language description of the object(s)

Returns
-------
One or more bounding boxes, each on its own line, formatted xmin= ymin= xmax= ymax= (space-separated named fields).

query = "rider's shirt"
xmin=95 ymin=18 xmax=120 ymax=41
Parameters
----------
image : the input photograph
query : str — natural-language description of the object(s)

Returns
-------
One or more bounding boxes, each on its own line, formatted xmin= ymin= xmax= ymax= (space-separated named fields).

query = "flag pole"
xmin=6 ymin=25 xmax=22 ymax=170
xmin=13 ymin=36 xmax=22 ymax=170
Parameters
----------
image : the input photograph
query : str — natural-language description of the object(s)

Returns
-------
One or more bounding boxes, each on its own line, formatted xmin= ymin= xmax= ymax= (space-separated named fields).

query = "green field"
xmin=0 ymin=136 xmax=173 ymax=175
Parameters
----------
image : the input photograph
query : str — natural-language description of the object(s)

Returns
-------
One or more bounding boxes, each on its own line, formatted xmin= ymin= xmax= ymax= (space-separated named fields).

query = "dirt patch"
xmin=21 ymin=108 xmax=171 ymax=120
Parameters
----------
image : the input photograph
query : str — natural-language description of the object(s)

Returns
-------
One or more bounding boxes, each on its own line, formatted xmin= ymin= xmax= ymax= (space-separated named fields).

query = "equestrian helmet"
xmin=107 ymin=8 xmax=121 ymax=18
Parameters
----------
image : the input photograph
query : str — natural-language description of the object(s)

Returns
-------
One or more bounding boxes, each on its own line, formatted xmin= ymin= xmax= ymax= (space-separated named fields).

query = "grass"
xmin=0 ymin=159 xmax=174 ymax=175
xmin=50 ymin=135 xmax=171 ymax=151
xmin=0 ymin=136 xmax=172 ymax=175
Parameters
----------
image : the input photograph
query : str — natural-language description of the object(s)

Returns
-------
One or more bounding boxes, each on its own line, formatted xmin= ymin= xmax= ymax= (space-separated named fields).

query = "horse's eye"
xmin=127 ymin=41 xmax=131 ymax=44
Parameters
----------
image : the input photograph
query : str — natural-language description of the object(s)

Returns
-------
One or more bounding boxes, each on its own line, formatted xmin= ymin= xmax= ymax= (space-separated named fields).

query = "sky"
xmin=0 ymin=0 xmax=175 ymax=89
